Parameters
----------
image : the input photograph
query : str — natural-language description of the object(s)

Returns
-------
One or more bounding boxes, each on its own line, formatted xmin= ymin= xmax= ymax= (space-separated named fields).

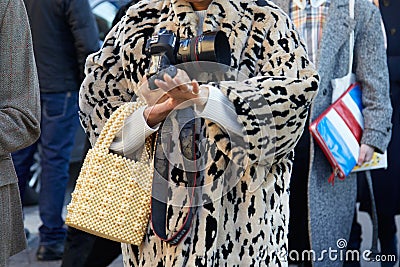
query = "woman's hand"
xmin=357 ymin=144 xmax=375 ymax=166
xmin=141 ymin=68 xmax=208 ymax=127
xmin=137 ymin=76 xmax=168 ymax=106
xmin=155 ymin=68 xmax=201 ymax=108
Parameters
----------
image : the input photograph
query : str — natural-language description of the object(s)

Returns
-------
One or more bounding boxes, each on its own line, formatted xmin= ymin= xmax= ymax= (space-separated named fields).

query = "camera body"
xmin=145 ymin=28 xmax=231 ymax=89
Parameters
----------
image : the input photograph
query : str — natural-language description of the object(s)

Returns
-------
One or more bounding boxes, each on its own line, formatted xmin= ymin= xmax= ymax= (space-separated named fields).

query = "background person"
xmin=354 ymin=0 xmax=400 ymax=266
xmin=60 ymin=3 xmax=139 ymax=266
xmin=79 ymin=0 xmax=320 ymax=265
xmin=0 ymin=0 xmax=41 ymax=265
xmin=12 ymin=0 xmax=99 ymax=261
xmin=111 ymin=0 xmax=137 ymax=27
xmin=271 ymin=0 xmax=392 ymax=266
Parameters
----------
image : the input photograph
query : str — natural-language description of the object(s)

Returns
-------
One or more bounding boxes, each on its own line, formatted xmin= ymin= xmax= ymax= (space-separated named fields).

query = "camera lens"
xmin=177 ymin=31 xmax=231 ymax=67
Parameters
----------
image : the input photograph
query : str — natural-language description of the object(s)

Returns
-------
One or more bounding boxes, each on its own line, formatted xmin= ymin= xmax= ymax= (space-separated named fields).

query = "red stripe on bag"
xmin=333 ymin=100 xmax=363 ymax=142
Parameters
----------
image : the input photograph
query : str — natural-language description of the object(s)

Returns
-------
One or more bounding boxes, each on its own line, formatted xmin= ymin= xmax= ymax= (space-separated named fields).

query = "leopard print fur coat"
xmin=79 ymin=0 xmax=319 ymax=265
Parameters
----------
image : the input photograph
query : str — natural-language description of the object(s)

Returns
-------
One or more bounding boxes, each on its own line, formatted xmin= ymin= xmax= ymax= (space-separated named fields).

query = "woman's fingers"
xmin=154 ymin=69 xmax=191 ymax=92
xmin=149 ymin=70 xmax=205 ymax=111
xmin=357 ymin=144 xmax=375 ymax=166
xmin=191 ymin=80 xmax=200 ymax=95
xmin=138 ymin=75 xmax=167 ymax=106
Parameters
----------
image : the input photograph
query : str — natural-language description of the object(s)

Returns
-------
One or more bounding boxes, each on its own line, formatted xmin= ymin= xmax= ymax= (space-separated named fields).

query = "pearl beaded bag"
xmin=66 ymin=102 xmax=155 ymax=245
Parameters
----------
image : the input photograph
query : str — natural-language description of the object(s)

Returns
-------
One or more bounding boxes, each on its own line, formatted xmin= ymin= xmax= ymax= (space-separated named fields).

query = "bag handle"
xmin=95 ymin=102 xmax=146 ymax=151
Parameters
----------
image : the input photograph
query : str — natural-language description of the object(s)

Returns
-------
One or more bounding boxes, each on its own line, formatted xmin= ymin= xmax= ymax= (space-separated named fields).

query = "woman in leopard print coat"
xmin=79 ymin=0 xmax=319 ymax=265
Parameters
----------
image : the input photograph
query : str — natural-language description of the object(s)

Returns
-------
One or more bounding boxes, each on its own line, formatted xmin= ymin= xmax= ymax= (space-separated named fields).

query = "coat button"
xmin=322 ymin=89 xmax=328 ymax=95
xmin=383 ymin=0 xmax=390 ymax=7
xmin=390 ymin=28 xmax=396 ymax=35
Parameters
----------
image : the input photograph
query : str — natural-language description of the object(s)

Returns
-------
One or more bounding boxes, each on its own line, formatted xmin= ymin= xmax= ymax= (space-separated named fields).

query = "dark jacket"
xmin=378 ymin=0 xmax=400 ymax=215
xmin=381 ymin=0 xmax=400 ymax=82
xmin=359 ymin=0 xmax=400 ymax=218
xmin=23 ymin=0 xmax=99 ymax=93
xmin=111 ymin=0 xmax=137 ymax=27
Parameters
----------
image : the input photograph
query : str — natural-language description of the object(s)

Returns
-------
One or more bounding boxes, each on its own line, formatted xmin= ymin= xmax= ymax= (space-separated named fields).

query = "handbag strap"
xmin=151 ymin=110 xmax=198 ymax=245
xmin=348 ymin=0 xmax=355 ymax=76
xmin=95 ymin=102 xmax=146 ymax=151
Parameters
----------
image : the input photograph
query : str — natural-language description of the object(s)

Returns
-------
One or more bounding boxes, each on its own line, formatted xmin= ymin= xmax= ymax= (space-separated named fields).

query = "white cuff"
xmin=110 ymin=106 xmax=159 ymax=155
xmin=196 ymin=86 xmax=243 ymax=135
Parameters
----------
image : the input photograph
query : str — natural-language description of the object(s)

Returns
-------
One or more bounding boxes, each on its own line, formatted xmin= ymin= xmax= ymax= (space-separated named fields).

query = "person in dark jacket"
xmin=11 ymin=0 xmax=99 ymax=261
xmin=61 ymin=3 xmax=139 ymax=266
xmin=369 ymin=3 xmax=400 ymax=265
xmin=271 ymin=1 xmax=392 ymax=267
xmin=111 ymin=0 xmax=137 ymax=27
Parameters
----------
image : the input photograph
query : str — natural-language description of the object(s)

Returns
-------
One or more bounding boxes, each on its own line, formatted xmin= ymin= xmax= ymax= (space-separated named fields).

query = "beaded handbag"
xmin=66 ymin=102 xmax=154 ymax=245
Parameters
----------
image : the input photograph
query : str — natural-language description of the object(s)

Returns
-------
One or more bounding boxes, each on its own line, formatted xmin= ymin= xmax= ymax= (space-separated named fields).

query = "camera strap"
xmin=151 ymin=109 xmax=198 ymax=245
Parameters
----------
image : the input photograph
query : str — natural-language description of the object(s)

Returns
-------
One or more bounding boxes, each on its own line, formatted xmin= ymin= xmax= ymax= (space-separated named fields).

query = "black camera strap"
xmin=151 ymin=110 xmax=198 ymax=245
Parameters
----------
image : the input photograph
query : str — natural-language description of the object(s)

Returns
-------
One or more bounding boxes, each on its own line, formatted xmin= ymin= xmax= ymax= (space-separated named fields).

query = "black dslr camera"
xmin=145 ymin=28 xmax=231 ymax=89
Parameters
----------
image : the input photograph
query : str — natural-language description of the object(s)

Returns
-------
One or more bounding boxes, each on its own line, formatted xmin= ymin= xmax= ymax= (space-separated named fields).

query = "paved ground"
xmin=6 ymin=164 xmax=124 ymax=267
xmin=6 ymin=161 xmax=400 ymax=267
xmin=7 ymin=204 xmax=399 ymax=267
xmin=7 ymin=204 xmax=123 ymax=267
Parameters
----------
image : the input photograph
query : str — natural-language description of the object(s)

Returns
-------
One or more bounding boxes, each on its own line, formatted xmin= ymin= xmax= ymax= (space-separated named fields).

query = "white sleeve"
xmin=110 ymin=106 xmax=159 ymax=155
xmin=111 ymin=87 xmax=242 ymax=155
xmin=195 ymin=86 xmax=243 ymax=135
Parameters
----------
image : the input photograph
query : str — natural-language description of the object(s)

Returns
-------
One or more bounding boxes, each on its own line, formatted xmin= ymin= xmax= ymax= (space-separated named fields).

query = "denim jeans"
xmin=12 ymin=91 xmax=79 ymax=245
